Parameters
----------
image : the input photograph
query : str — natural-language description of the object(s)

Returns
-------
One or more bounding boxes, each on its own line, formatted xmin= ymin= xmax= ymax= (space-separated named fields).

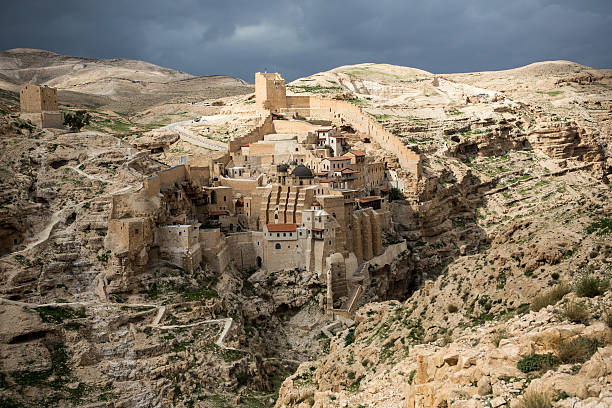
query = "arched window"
xmin=275 ymin=243 xmax=281 ymax=249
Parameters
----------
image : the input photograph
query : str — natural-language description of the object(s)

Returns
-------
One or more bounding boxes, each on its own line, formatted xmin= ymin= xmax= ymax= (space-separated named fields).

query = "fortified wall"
xmin=282 ymin=96 xmax=422 ymax=179
xmin=228 ymin=112 xmax=274 ymax=153
xmin=252 ymin=72 xmax=422 ymax=182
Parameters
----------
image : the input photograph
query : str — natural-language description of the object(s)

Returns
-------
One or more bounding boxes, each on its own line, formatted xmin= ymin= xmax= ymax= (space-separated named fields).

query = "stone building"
xmin=19 ymin=84 xmax=63 ymax=128
xmin=101 ymin=72 xmax=408 ymax=307
xmin=255 ymin=72 xmax=287 ymax=112
xmin=158 ymin=224 xmax=202 ymax=272
xmin=254 ymin=72 xmax=422 ymax=185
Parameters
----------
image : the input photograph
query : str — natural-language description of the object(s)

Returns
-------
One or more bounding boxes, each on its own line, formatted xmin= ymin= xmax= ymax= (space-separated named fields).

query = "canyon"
xmin=0 ymin=52 xmax=611 ymax=408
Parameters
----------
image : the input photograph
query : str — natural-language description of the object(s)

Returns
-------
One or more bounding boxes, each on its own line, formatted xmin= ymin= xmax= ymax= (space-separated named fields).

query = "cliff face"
xmin=276 ymin=62 xmax=612 ymax=408
xmin=276 ymin=296 xmax=612 ymax=408
xmin=528 ymin=121 xmax=603 ymax=163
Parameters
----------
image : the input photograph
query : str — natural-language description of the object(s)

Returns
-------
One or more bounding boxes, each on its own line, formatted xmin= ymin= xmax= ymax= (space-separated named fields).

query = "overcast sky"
xmin=1 ymin=0 xmax=611 ymax=81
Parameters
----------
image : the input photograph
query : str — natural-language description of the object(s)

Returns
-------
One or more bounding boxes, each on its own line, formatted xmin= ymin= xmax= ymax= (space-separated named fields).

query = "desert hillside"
xmin=0 ymin=48 xmax=193 ymax=88
xmin=0 ymin=48 xmax=254 ymax=114
xmin=0 ymin=53 xmax=610 ymax=408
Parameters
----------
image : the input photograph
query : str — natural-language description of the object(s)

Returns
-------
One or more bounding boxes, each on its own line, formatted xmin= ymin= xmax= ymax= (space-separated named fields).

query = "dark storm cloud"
xmin=1 ymin=0 xmax=611 ymax=81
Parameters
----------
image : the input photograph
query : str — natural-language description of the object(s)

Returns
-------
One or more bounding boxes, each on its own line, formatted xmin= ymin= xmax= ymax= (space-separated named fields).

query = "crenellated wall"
xmin=255 ymin=72 xmax=287 ymax=112
xmin=20 ymin=85 xmax=58 ymax=113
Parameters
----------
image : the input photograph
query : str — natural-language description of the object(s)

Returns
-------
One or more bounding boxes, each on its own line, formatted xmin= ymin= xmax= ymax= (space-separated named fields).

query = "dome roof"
xmin=291 ymin=164 xmax=314 ymax=178
xmin=277 ymin=164 xmax=288 ymax=173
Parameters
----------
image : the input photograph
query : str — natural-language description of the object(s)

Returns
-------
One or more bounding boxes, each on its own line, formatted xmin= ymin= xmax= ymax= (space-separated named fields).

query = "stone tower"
xmin=20 ymin=84 xmax=58 ymax=113
xmin=255 ymin=72 xmax=287 ymax=113
xmin=19 ymin=84 xmax=63 ymax=128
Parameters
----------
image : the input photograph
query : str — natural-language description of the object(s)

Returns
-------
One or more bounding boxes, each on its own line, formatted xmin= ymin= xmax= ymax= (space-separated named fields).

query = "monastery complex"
xmin=103 ymin=73 xmax=423 ymax=315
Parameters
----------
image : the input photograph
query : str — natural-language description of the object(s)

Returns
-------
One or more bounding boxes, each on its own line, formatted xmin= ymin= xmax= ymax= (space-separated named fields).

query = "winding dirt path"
xmin=0 ymin=298 xmax=235 ymax=349
xmin=7 ymin=152 xmax=142 ymax=257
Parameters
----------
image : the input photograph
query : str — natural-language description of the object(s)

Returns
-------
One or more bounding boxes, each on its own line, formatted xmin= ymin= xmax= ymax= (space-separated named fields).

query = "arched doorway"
xmin=256 ymin=256 xmax=262 ymax=268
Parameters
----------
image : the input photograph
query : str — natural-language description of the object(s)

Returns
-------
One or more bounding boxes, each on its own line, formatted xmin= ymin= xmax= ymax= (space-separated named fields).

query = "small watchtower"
xmin=19 ymin=84 xmax=63 ymax=128
xmin=255 ymin=72 xmax=287 ymax=113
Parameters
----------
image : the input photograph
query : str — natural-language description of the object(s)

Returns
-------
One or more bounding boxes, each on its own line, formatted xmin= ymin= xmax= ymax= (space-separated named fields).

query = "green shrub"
xmin=574 ymin=274 xmax=609 ymax=298
xmin=556 ymin=336 xmax=599 ymax=364
xmin=447 ymin=304 xmax=458 ymax=313
xmin=517 ymin=390 xmax=552 ymax=408
xmin=37 ymin=306 xmax=86 ymax=323
xmin=389 ymin=187 xmax=404 ymax=202
xmin=586 ymin=217 xmax=612 ymax=235
xmin=344 ymin=327 xmax=356 ymax=346
xmin=517 ymin=353 xmax=559 ymax=373
xmin=530 ymin=284 xmax=570 ymax=312
xmin=564 ymin=300 xmax=589 ymax=323
xmin=407 ymin=369 xmax=416 ymax=385
xmin=63 ymin=110 xmax=91 ymax=132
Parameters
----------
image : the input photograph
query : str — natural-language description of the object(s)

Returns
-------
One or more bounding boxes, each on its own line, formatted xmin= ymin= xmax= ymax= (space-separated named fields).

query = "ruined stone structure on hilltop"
xmin=19 ymin=84 xmax=63 ymax=128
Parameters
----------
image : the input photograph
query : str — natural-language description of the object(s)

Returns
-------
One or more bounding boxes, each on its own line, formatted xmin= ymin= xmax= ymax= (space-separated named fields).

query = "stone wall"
xmin=142 ymin=176 xmax=161 ymax=199
xmin=280 ymin=96 xmax=422 ymax=181
xmin=226 ymin=232 xmax=263 ymax=271
xmin=247 ymin=143 xmax=276 ymax=156
xmin=263 ymin=235 xmax=306 ymax=273
xmin=21 ymin=111 xmax=64 ymax=129
xmin=327 ymin=252 xmax=348 ymax=299
xmin=199 ymin=229 xmax=229 ymax=273
xmin=185 ymin=165 xmax=211 ymax=187
xmin=158 ymin=225 xmax=202 ymax=272
xmin=351 ymin=208 xmax=386 ymax=264
xmin=272 ymin=119 xmax=316 ymax=134
xmin=228 ymin=113 xmax=274 ymax=153
xmin=158 ymin=165 xmax=187 ymax=191
xmin=219 ymin=175 xmax=263 ymax=195
xmin=318 ymin=195 xmax=346 ymax=253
